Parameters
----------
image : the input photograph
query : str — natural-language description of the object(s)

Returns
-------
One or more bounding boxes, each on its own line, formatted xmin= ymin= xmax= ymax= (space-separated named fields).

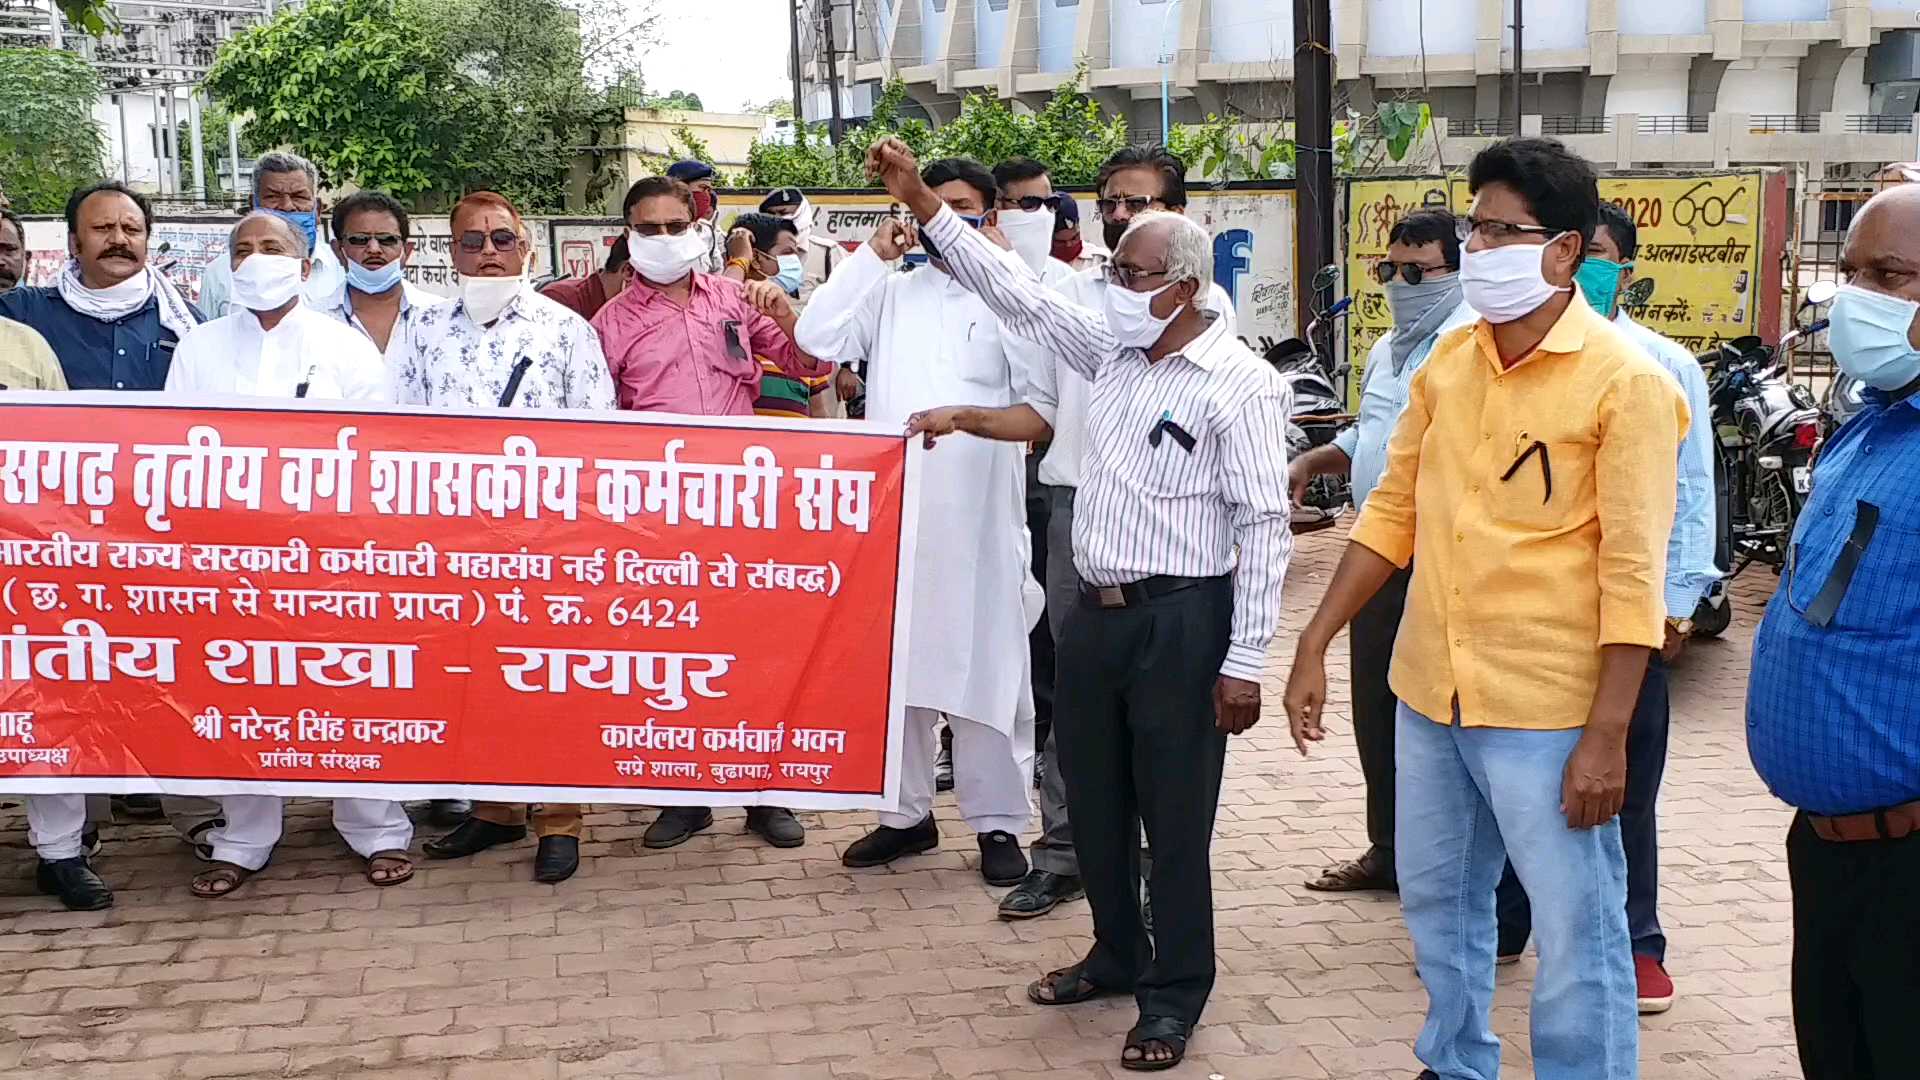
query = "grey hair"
xmin=230 ymin=210 xmax=310 ymax=259
xmin=253 ymin=151 xmax=318 ymax=198
xmin=1121 ymin=210 xmax=1213 ymax=290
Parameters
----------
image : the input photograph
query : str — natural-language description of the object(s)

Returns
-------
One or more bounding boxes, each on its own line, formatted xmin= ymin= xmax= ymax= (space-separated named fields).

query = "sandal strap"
xmin=1126 ymin=1015 xmax=1191 ymax=1049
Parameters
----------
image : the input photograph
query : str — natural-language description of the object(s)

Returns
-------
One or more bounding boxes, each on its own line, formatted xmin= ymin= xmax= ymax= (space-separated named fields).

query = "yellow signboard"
xmin=1343 ymin=172 xmax=1776 ymax=408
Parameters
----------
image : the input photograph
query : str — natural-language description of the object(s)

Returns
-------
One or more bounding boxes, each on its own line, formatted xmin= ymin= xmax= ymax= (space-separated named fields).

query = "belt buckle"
xmin=1095 ymin=586 xmax=1126 ymax=609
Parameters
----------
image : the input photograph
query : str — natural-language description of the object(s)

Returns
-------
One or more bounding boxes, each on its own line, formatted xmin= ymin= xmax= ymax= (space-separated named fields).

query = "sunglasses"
xmin=1103 ymin=262 xmax=1172 ymax=290
xmin=1373 ymin=260 xmax=1452 ymax=285
xmin=631 ymin=221 xmax=693 ymax=237
xmin=343 ymin=233 xmax=404 ymax=250
xmin=1000 ymin=194 xmax=1063 ymax=213
xmin=1096 ymin=196 xmax=1157 ymax=219
xmin=458 ymin=229 xmax=523 ymax=253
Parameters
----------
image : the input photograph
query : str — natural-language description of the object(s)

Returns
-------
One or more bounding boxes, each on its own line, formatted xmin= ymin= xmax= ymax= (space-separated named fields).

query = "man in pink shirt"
xmin=592 ymin=176 xmax=829 ymax=416
xmin=590 ymin=175 xmax=825 ymax=851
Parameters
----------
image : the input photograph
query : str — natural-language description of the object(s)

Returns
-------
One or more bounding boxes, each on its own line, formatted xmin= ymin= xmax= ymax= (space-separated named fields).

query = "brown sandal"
xmin=1026 ymin=962 xmax=1124 ymax=1006
xmin=1303 ymin=852 xmax=1397 ymax=893
xmin=190 ymin=861 xmax=256 ymax=899
xmin=366 ymin=850 xmax=415 ymax=887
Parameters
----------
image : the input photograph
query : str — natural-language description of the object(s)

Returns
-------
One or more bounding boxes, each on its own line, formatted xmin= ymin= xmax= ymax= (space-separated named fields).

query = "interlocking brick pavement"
xmin=0 ymin=528 xmax=1802 ymax=1079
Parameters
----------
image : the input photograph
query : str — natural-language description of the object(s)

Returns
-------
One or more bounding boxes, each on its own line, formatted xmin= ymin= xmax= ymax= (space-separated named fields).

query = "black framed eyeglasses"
xmin=631 ymin=221 xmax=692 ymax=237
xmin=1000 ymin=194 xmax=1063 ymax=213
xmin=1096 ymin=196 xmax=1156 ymax=219
xmin=458 ymin=229 xmax=523 ymax=253
xmin=1373 ymin=260 xmax=1451 ymax=285
xmin=1104 ymin=262 xmax=1172 ymax=289
xmin=343 ymin=232 xmax=404 ymax=250
xmin=1455 ymin=216 xmax=1560 ymax=244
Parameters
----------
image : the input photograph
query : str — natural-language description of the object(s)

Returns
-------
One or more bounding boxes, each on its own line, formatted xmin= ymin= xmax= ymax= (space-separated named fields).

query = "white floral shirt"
xmin=396 ymin=286 xmax=616 ymax=410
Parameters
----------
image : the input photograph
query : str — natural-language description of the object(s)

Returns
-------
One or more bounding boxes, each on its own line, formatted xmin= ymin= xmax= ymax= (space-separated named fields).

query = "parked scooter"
xmin=1689 ymin=281 xmax=1833 ymax=636
xmin=1267 ymin=267 xmax=1354 ymax=533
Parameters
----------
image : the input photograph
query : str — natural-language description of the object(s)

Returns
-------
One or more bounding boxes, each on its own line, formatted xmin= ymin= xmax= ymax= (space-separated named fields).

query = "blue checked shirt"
xmin=1615 ymin=313 xmax=1720 ymax=618
xmin=1747 ymin=389 xmax=1920 ymax=815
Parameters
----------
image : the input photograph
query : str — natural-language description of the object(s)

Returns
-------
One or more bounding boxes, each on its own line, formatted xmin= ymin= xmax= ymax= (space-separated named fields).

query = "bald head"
xmin=1116 ymin=210 xmax=1213 ymax=293
xmin=230 ymin=210 xmax=310 ymax=267
xmin=1842 ymin=184 xmax=1920 ymax=323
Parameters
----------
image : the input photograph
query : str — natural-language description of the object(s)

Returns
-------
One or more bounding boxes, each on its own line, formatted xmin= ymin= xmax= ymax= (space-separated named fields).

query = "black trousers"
xmin=1348 ymin=566 xmax=1410 ymax=862
xmin=1787 ymin=812 xmax=1920 ymax=1080
xmin=1055 ymin=576 xmax=1230 ymax=1024
xmin=1026 ymin=446 xmax=1055 ymax=751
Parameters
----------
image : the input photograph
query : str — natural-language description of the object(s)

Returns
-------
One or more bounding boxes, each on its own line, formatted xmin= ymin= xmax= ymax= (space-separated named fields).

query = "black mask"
xmin=1103 ymin=218 xmax=1127 ymax=252
xmin=922 ymin=213 xmax=985 ymax=263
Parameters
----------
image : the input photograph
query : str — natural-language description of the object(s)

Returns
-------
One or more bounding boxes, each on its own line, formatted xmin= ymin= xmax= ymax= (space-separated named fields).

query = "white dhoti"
xmin=161 ymin=795 xmax=226 ymax=843
xmin=209 ymin=796 xmax=414 ymax=871
xmin=883 ymin=706 xmax=1034 ymax=835
xmin=26 ymin=794 xmax=89 ymax=860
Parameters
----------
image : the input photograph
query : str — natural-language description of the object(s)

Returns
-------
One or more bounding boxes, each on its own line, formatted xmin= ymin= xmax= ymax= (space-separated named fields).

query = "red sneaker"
xmin=1635 ymin=954 xmax=1675 ymax=1014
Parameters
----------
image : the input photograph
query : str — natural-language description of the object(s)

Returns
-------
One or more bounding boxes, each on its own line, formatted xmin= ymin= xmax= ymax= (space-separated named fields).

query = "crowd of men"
xmin=0 ymin=133 xmax=1913 ymax=1079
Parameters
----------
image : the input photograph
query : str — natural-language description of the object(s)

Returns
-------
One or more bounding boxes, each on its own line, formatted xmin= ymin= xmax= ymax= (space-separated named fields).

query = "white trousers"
xmin=26 ymin=794 xmax=88 ymax=860
xmin=161 ymin=795 xmax=226 ymax=841
xmin=209 ymin=796 xmax=414 ymax=871
xmin=880 ymin=706 xmax=1033 ymax=835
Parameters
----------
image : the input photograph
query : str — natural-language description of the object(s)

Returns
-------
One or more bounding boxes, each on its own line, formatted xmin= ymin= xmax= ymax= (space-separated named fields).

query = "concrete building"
xmin=795 ymin=0 xmax=1920 ymax=169
xmin=567 ymin=108 xmax=780 ymax=216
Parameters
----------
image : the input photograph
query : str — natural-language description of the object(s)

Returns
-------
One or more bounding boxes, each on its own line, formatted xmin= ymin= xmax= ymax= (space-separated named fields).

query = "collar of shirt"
xmin=450 ymin=286 xmax=531 ymax=329
xmin=1471 ymin=292 xmax=1597 ymax=374
xmin=1153 ymin=310 xmax=1231 ymax=371
xmin=621 ymin=271 xmax=718 ymax=308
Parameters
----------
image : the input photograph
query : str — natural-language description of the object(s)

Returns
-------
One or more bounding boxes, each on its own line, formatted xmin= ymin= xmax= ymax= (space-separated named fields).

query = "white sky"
xmin=636 ymin=0 xmax=793 ymax=113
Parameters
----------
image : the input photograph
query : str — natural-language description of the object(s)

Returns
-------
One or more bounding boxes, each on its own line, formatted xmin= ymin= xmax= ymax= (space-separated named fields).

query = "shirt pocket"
xmin=1126 ymin=427 xmax=1215 ymax=498
xmin=1787 ymin=498 xmax=1920 ymax=632
xmin=1483 ymin=439 xmax=1593 ymax=531
xmin=709 ymin=321 xmax=763 ymax=382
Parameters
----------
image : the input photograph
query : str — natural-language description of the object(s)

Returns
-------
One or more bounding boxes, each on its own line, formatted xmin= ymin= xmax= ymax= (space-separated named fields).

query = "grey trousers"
xmin=1031 ymin=484 xmax=1081 ymax=875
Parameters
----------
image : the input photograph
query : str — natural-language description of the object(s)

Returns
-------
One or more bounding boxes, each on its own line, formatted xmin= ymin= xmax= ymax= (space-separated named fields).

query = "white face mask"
xmin=459 ymin=271 xmax=524 ymax=325
xmin=1459 ymin=236 xmax=1571 ymax=323
xmin=627 ymin=229 xmax=707 ymax=284
xmin=997 ymin=207 xmax=1056 ymax=275
xmin=1102 ymin=280 xmax=1183 ymax=348
xmin=230 ymin=254 xmax=306 ymax=313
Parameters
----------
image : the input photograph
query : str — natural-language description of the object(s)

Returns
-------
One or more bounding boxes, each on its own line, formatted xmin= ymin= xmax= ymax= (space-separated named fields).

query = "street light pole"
xmin=1510 ymin=0 xmax=1524 ymax=130
xmin=1159 ymin=0 xmax=1184 ymax=143
xmin=789 ymin=0 xmax=805 ymax=125
xmin=1295 ymin=0 xmax=1335 ymax=336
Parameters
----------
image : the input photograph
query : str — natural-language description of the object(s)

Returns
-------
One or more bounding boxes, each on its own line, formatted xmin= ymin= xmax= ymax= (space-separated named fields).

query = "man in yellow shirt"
xmin=0 ymin=316 xmax=69 ymax=390
xmin=1284 ymin=138 xmax=1687 ymax=1080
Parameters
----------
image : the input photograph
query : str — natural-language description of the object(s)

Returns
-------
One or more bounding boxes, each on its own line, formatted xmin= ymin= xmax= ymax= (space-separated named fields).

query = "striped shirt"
xmin=923 ymin=206 xmax=1293 ymax=681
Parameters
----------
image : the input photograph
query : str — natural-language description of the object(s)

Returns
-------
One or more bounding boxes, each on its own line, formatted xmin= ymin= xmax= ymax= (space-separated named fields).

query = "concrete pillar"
xmin=1708 ymin=0 xmax=1742 ymax=61
xmin=1688 ymin=56 xmax=1731 ymax=116
xmin=1588 ymin=0 xmax=1618 ymax=78
xmin=1798 ymin=43 xmax=1857 ymax=116
xmin=1582 ymin=74 xmax=1613 ymax=118
xmin=1615 ymin=113 xmax=1640 ymax=168
xmin=1475 ymin=0 xmax=1504 ymax=77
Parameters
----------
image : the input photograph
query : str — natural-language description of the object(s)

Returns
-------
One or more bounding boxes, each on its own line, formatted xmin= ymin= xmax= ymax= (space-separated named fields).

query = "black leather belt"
xmin=1079 ymin=575 xmax=1219 ymax=609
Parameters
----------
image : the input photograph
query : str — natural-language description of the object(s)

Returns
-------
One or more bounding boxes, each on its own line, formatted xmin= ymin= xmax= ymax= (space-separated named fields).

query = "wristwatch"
xmin=1665 ymin=616 xmax=1694 ymax=636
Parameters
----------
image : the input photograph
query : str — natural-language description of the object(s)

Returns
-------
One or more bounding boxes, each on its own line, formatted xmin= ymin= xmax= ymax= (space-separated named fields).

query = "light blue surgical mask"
xmin=259 ymin=204 xmax=319 ymax=253
xmin=345 ymin=256 xmax=405 ymax=295
xmin=1828 ymin=283 xmax=1920 ymax=391
xmin=1574 ymin=257 xmax=1630 ymax=318
xmin=774 ymin=254 xmax=804 ymax=297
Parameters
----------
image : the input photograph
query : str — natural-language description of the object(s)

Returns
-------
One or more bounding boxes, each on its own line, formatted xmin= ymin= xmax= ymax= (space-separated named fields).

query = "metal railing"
xmin=1540 ymin=115 xmax=1609 ymax=135
xmin=1845 ymin=113 xmax=1915 ymax=134
xmin=1636 ymin=115 xmax=1710 ymax=134
xmin=1452 ymin=117 xmax=1516 ymax=137
xmin=1748 ymin=114 xmax=1821 ymax=133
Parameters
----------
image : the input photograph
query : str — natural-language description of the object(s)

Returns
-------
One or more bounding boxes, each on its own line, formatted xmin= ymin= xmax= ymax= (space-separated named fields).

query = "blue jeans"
xmin=1496 ymin=654 xmax=1670 ymax=961
xmin=1397 ymin=703 xmax=1638 ymax=1080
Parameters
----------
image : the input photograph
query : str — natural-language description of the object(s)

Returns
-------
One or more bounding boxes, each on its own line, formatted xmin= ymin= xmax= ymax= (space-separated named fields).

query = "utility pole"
xmin=1509 ymin=0 xmax=1524 ymax=130
xmin=789 ymin=0 xmax=805 ymax=126
xmin=819 ymin=0 xmax=846 ymax=145
xmin=1293 ymin=0 xmax=1335 ymax=337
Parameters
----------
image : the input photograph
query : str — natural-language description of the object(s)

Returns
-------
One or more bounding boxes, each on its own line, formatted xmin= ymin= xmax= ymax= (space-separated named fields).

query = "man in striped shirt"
xmin=873 ymin=138 xmax=1292 ymax=1072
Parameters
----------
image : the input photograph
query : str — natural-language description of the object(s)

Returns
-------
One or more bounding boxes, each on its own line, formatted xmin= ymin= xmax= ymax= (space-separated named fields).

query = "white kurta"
xmin=167 ymin=302 xmax=391 ymax=401
xmin=795 ymin=246 xmax=1039 ymax=735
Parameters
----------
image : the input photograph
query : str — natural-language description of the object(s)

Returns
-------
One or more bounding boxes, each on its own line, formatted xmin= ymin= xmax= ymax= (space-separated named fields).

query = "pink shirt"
xmin=590 ymin=273 xmax=827 ymax=416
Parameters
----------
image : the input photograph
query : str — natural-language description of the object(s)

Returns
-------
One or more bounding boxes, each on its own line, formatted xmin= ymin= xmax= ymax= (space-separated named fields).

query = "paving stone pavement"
xmin=0 ymin=528 xmax=1803 ymax=1079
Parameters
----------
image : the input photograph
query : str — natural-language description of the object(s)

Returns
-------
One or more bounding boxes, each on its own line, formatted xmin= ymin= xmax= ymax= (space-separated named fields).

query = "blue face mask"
xmin=1828 ymin=283 xmax=1920 ymax=391
xmin=259 ymin=204 xmax=319 ymax=253
xmin=920 ymin=214 xmax=985 ymax=263
xmin=774 ymin=253 xmax=804 ymax=297
xmin=1574 ymin=257 xmax=1630 ymax=318
xmin=345 ymin=256 xmax=405 ymax=295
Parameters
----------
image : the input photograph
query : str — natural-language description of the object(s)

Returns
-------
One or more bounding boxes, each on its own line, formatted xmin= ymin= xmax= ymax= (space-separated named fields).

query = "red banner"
xmin=0 ymin=394 xmax=917 ymax=810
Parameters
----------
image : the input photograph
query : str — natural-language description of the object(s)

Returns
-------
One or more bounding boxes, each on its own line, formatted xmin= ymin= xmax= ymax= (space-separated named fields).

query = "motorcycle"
xmin=1689 ymin=281 xmax=1833 ymax=636
xmin=1267 ymin=270 xmax=1354 ymax=534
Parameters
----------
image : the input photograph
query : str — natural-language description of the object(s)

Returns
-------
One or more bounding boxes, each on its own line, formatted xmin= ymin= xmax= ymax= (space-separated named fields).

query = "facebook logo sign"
xmin=1213 ymin=229 xmax=1252 ymax=307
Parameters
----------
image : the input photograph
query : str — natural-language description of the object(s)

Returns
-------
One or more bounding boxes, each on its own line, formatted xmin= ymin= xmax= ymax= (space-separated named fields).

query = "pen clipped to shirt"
xmin=1149 ymin=409 xmax=1197 ymax=452
xmin=1501 ymin=433 xmax=1552 ymax=503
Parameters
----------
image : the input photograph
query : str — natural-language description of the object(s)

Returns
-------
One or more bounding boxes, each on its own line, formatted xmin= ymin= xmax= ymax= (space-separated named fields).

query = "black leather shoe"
xmin=81 ymin=829 xmax=101 ymax=858
xmin=423 ymin=818 xmax=526 ymax=859
xmin=36 ymin=857 xmax=112 ymax=911
xmin=978 ymin=831 xmax=1028 ymax=886
xmin=842 ymin=815 xmax=938 ymax=867
xmin=533 ymin=836 xmax=579 ymax=883
xmin=429 ymin=799 xmax=473 ymax=827
xmin=644 ymin=807 xmax=713 ymax=849
xmin=934 ymin=742 xmax=955 ymax=792
xmin=998 ymin=869 xmax=1084 ymax=919
xmin=746 ymin=807 xmax=805 ymax=848
xmin=113 ymin=794 xmax=164 ymax=820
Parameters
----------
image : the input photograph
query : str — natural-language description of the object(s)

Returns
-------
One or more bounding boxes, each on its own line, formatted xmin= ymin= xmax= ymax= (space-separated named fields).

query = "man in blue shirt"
xmin=1493 ymin=200 xmax=1720 ymax=1014
xmin=0 ymin=181 xmax=200 ymax=390
xmin=1748 ymin=182 xmax=1920 ymax=1080
xmin=1290 ymin=207 xmax=1475 ymax=895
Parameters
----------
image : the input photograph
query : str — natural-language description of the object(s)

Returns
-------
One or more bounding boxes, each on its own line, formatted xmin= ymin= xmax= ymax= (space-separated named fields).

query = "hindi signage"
xmin=0 ymin=396 xmax=917 ymax=810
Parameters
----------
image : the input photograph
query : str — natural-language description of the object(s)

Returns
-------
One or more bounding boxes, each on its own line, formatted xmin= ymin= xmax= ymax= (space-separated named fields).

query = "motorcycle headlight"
xmin=1757 ymin=454 xmax=1783 ymax=470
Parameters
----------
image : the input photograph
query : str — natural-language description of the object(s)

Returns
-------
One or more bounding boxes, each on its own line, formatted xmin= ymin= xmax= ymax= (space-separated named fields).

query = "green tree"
xmin=0 ymin=47 xmax=108 ymax=213
xmin=646 ymin=89 xmax=704 ymax=112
